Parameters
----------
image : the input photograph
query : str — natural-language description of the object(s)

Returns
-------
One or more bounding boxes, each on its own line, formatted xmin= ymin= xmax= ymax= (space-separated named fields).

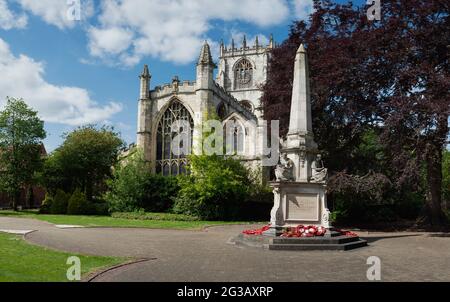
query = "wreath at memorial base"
xmin=281 ymin=225 xmax=327 ymax=237
xmin=242 ymin=225 xmax=359 ymax=238
xmin=242 ymin=224 xmax=271 ymax=235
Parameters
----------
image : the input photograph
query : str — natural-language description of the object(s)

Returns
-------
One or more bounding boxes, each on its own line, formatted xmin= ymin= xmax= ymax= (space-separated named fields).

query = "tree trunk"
xmin=85 ymin=178 xmax=93 ymax=201
xmin=12 ymin=190 xmax=20 ymax=211
xmin=26 ymin=186 xmax=34 ymax=209
xmin=425 ymin=145 xmax=445 ymax=226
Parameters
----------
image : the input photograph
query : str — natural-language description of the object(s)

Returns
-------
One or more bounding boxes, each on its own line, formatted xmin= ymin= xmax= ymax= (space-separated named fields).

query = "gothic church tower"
xmin=216 ymin=35 xmax=274 ymax=121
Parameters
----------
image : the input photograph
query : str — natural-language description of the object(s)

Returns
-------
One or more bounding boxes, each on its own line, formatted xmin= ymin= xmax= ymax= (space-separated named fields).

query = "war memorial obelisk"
xmin=264 ymin=44 xmax=331 ymax=236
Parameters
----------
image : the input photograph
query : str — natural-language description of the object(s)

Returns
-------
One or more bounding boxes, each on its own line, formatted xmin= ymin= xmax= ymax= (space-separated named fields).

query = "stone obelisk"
xmin=264 ymin=44 xmax=330 ymax=236
xmin=285 ymin=44 xmax=318 ymax=182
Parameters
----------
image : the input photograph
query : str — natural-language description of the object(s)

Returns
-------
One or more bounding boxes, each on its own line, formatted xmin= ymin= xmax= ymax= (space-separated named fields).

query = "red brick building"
xmin=0 ymin=145 xmax=47 ymax=209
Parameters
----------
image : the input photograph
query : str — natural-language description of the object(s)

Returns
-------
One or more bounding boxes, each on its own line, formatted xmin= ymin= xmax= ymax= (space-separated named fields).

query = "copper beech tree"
xmin=262 ymin=0 xmax=449 ymax=226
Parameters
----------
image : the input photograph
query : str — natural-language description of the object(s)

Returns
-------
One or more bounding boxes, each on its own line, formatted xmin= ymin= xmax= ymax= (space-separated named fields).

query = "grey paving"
xmin=1 ymin=216 xmax=450 ymax=282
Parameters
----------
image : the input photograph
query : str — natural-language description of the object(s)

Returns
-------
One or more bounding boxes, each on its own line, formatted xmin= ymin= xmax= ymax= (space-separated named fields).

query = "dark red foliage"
xmin=262 ymin=0 xmax=450 ymax=225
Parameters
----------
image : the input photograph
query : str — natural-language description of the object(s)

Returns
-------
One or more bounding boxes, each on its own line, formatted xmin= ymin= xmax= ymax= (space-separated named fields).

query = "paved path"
xmin=1 ymin=216 xmax=450 ymax=282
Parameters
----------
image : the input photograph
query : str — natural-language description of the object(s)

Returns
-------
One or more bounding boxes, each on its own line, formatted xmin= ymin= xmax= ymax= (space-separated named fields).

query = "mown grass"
xmin=0 ymin=210 xmax=259 ymax=230
xmin=0 ymin=232 xmax=124 ymax=282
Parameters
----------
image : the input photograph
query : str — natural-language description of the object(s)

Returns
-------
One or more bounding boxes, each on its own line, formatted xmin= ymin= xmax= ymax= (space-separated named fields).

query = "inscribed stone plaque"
xmin=286 ymin=193 xmax=319 ymax=221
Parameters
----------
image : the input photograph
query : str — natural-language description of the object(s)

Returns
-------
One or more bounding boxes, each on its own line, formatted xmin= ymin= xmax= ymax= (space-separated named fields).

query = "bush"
xmin=50 ymin=189 xmax=69 ymax=214
xmin=143 ymin=175 xmax=179 ymax=212
xmin=240 ymin=171 xmax=273 ymax=221
xmin=105 ymin=150 xmax=179 ymax=212
xmin=331 ymin=197 xmax=400 ymax=225
xmin=111 ymin=211 xmax=199 ymax=221
xmin=39 ymin=193 xmax=54 ymax=214
xmin=393 ymin=191 xmax=424 ymax=220
xmin=87 ymin=200 xmax=109 ymax=216
xmin=105 ymin=150 xmax=152 ymax=212
xmin=67 ymin=189 xmax=89 ymax=215
xmin=173 ymin=155 xmax=252 ymax=220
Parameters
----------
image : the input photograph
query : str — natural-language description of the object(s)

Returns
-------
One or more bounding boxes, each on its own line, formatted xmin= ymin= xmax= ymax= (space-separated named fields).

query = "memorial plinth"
xmin=264 ymin=181 xmax=330 ymax=236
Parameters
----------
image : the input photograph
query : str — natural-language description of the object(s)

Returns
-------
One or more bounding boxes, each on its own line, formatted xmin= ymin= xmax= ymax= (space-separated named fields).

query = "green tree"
xmin=106 ymin=149 xmax=180 ymax=213
xmin=0 ymin=97 xmax=46 ymax=210
xmin=106 ymin=149 xmax=151 ymax=212
xmin=173 ymin=154 xmax=252 ymax=220
xmin=41 ymin=125 xmax=124 ymax=200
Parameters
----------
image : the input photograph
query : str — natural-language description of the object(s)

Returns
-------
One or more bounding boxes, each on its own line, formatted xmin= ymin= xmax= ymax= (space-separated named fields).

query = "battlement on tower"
xmin=150 ymin=79 xmax=197 ymax=99
xmin=219 ymin=35 xmax=275 ymax=59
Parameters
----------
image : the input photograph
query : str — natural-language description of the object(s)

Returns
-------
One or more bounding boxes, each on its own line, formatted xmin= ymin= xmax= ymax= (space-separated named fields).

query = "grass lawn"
xmin=0 ymin=232 xmax=124 ymax=282
xmin=0 ymin=210 xmax=261 ymax=230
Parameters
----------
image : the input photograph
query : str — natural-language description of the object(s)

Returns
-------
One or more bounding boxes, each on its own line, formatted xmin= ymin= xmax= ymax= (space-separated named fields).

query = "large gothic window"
xmin=234 ymin=59 xmax=253 ymax=89
xmin=224 ymin=118 xmax=245 ymax=155
xmin=156 ymin=101 xmax=194 ymax=176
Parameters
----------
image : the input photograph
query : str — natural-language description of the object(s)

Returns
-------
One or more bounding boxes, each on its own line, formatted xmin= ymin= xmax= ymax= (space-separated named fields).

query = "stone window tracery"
xmin=224 ymin=118 xmax=245 ymax=155
xmin=156 ymin=101 xmax=194 ymax=176
xmin=234 ymin=59 xmax=253 ymax=89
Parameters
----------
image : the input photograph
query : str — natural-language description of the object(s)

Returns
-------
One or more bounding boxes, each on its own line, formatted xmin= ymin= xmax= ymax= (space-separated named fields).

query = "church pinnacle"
xmin=140 ymin=64 xmax=151 ymax=78
xmin=139 ymin=64 xmax=150 ymax=100
xmin=197 ymin=41 xmax=216 ymax=67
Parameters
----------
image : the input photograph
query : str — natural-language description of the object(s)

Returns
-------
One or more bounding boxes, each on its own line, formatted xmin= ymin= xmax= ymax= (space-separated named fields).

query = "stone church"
xmin=136 ymin=36 xmax=275 ymax=176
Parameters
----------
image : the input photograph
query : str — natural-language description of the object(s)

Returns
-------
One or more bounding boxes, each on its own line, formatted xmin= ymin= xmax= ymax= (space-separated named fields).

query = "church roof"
xmin=197 ymin=41 xmax=215 ymax=67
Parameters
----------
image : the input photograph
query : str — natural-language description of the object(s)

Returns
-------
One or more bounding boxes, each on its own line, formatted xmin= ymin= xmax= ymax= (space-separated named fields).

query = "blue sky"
xmin=0 ymin=0 xmax=360 ymax=152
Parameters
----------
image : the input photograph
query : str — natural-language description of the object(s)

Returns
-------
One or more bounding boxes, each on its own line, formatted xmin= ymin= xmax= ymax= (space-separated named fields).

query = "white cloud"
xmin=0 ymin=0 xmax=28 ymax=30
xmin=88 ymin=26 xmax=134 ymax=56
xmin=87 ymin=0 xmax=290 ymax=66
xmin=292 ymin=0 xmax=314 ymax=21
xmin=0 ymin=38 xmax=122 ymax=126
xmin=16 ymin=0 xmax=94 ymax=29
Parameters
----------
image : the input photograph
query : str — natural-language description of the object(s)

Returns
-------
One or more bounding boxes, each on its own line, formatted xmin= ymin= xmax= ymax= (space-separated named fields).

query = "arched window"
xmin=224 ymin=118 xmax=245 ymax=155
xmin=239 ymin=100 xmax=253 ymax=113
xmin=234 ymin=59 xmax=253 ymax=89
xmin=156 ymin=101 xmax=194 ymax=176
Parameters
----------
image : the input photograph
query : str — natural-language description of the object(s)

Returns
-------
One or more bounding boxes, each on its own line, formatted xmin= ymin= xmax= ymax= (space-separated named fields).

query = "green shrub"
xmin=105 ymin=150 xmax=179 ymax=213
xmin=366 ymin=205 xmax=397 ymax=223
xmin=39 ymin=193 xmax=54 ymax=214
xmin=393 ymin=191 xmax=424 ymax=219
xmin=50 ymin=189 xmax=69 ymax=214
xmin=105 ymin=150 xmax=152 ymax=212
xmin=111 ymin=211 xmax=199 ymax=221
xmin=173 ymin=154 xmax=252 ymax=220
xmin=87 ymin=200 xmax=109 ymax=216
xmin=67 ymin=189 xmax=89 ymax=215
xmin=143 ymin=175 xmax=179 ymax=212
